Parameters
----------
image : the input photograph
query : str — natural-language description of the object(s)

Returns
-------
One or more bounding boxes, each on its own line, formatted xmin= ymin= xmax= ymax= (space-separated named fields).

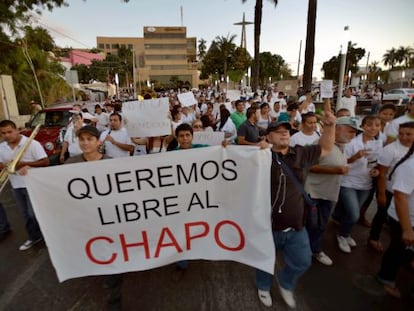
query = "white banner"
xmin=26 ymin=146 xmax=274 ymax=282
xmin=193 ymin=131 xmax=225 ymax=146
xmin=177 ymin=92 xmax=197 ymax=107
xmin=122 ymin=98 xmax=171 ymax=137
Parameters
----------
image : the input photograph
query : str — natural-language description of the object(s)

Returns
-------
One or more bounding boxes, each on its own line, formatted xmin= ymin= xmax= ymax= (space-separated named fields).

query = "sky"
xmin=34 ymin=0 xmax=414 ymax=79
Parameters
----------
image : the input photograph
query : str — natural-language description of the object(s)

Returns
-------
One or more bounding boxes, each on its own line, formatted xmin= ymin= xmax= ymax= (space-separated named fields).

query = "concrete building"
xmin=97 ymin=26 xmax=199 ymax=89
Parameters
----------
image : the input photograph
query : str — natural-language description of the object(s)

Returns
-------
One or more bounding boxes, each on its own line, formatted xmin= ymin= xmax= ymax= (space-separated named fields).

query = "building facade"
xmin=97 ymin=26 xmax=198 ymax=89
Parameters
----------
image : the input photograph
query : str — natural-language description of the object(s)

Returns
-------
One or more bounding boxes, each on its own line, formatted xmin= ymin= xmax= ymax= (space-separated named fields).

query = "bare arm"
xmin=318 ymin=101 xmax=336 ymax=158
xmin=394 ymin=190 xmax=414 ymax=246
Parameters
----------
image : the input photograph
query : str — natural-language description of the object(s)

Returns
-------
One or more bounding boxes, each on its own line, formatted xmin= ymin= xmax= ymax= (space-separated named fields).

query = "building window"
xmin=105 ymin=44 xmax=110 ymax=49
xmin=144 ymin=33 xmax=186 ymax=39
xmin=150 ymin=65 xmax=188 ymax=70
xmin=146 ymin=55 xmax=186 ymax=60
xmin=98 ymin=43 xmax=104 ymax=49
xmin=121 ymin=44 xmax=126 ymax=48
xmin=112 ymin=44 xmax=119 ymax=49
xmin=128 ymin=44 xmax=133 ymax=49
xmin=144 ymin=44 xmax=187 ymax=50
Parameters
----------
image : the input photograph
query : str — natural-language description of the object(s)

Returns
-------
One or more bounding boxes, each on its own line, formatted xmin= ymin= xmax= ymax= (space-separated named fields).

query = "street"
xmin=0 ymin=183 xmax=413 ymax=311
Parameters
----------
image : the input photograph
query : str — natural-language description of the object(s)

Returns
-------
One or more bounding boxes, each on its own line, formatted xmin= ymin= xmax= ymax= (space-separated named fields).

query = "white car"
xmin=383 ymin=88 xmax=414 ymax=104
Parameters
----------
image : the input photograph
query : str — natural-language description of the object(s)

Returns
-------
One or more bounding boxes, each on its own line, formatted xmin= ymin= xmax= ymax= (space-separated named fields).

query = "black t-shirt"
xmin=271 ymin=145 xmax=321 ymax=231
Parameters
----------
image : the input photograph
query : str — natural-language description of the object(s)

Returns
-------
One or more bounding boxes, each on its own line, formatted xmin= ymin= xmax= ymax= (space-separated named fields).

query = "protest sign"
xmin=177 ymin=92 xmax=197 ymax=107
xmin=122 ymin=98 xmax=171 ymax=137
xmin=192 ymin=131 xmax=225 ymax=146
xmin=320 ymin=80 xmax=333 ymax=98
xmin=26 ymin=146 xmax=274 ymax=282
xmin=226 ymin=90 xmax=241 ymax=102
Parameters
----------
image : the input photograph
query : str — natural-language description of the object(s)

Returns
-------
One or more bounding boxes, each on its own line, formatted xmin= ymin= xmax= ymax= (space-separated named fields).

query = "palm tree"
xmin=396 ymin=46 xmax=413 ymax=68
xmin=215 ymin=34 xmax=237 ymax=80
xmin=242 ymin=0 xmax=278 ymax=91
xmin=383 ymin=48 xmax=397 ymax=69
xmin=302 ymin=0 xmax=317 ymax=92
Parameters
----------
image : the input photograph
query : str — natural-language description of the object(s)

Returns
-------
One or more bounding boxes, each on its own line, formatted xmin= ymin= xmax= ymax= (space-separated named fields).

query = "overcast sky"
xmin=36 ymin=0 xmax=414 ymax=79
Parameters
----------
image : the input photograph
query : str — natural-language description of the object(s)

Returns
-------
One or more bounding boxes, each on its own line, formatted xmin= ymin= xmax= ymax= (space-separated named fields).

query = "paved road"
xmin=0 ymin=183 xmax=413 ymax=311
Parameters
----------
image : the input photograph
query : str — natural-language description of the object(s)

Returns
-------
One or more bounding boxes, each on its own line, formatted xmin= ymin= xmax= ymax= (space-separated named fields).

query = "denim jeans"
xmin=256 ymin=227 xmax=312 ymax=291
xmin=335 ymin=187 xmax=371 ymax=237
xmin=12 ymin=188 xmax=42 ymax=241
xmin=0 ymin=202 xmax=11 ymax=233
xmin=306 ymin=199 xmax=333 ymax=254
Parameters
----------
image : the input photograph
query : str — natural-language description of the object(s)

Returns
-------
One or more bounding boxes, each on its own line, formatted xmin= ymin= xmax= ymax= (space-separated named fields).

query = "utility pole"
xmin=337 ymin=26 xmax=350 ymax=111
xmin=132 ymin=48 xmax=137 ymax=99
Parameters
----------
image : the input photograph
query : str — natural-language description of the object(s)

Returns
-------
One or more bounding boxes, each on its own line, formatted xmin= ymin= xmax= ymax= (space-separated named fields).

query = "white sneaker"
xmin=345 ymin=236 xmax=357 ymax=247
xmin=313 ymin=252 xmax=333 ymax=266
xmin=337 ymin=235 xmax=351 ymax=253
xmin=257 ymin=289 xmax=272 ymax=307
xmin=279 ymin=287 xmax=296 ymax=308
xmin=19 ymin=238 xmax=43 ymax=251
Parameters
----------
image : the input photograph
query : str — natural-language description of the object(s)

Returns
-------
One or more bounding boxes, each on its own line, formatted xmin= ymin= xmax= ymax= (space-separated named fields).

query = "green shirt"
xmin=231 ymin=112 xmax=247 ymax=130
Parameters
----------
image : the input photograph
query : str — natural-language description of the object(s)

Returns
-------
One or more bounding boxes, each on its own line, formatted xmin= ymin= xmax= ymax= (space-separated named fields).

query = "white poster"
xmin=26 ymin=146 xmax=274 ymax=282
xmin=192 ymin=131 xmax=225 ymax=146
xmin=320 ymin=80 xmax=333 ymax=99
xmin=226 ymin=90 xmax=241 ymax=102
xmin=178 ymin=92 xmax=197 ymax=107
xmin=122 ymin=98 xmax=171 ymax=137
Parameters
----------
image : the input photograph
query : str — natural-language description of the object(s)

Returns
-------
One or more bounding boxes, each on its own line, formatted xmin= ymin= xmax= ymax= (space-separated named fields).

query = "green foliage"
xmin=321 ymin=42 xmax=365 ymax=81
xmin=200 ymin=36 xmax=252 ymax=80
xmin=258 ymin=52 xmax=292 ymax=86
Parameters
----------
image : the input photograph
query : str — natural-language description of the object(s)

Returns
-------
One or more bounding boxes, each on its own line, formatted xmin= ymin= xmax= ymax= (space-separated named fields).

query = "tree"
xmin=321 ymin=43 xmax=365 ymax=81
xmin=396 ymin=46 xmax=413 ymax=68
xmin=258 ymin=52 xmax=292 ymax=87
xmin=302 ymin=0 xmax=317 ymax=92
xmin=197 ymin=38 xmax=207 ymax=61
xmin=383 ymin=48 xmax=397 ymax=69
xmin=0 ymin=0 xmax=67 ymax=35
xmin=242 ymin=0 xmax=278 ymax=91
xmin=215 ymin=34 xmax=237 ymax=79
xmin=200 ymin=37 xmax=251 ymax=81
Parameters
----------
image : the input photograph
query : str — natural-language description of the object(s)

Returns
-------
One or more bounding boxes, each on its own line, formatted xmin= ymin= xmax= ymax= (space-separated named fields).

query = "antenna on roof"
xmin=180 ymin=6 xmax=183 ymax=26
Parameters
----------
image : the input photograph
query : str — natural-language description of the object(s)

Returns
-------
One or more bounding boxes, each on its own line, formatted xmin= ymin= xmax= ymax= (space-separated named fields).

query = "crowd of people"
xmin=0 ymin=86 xmax=413 ymax=309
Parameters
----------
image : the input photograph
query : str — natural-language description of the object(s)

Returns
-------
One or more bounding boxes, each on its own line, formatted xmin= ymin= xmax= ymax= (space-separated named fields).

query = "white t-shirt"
xmin=385 ymin=114 xmax=414 ymax=139
xmin=378 ymin=140 xmax=409 ymax=192
xmin=95 ymin=112 xmax=109 ymax=132
xmin=0 ymin=135 xmax=47 ymax=188
xmin=217 ymin=118 xmax=237 ymax=142
xmin=300 ymin=102 xmax=316 ymax=114
xmin=387 ymin=156 xmax=414 ymax=225
xmin=341 ymin=134 xmax=383 ymax=190
xmin=289 ymin=131 xmax=320 ymax=147
xmin=100 ymin=127 xmax=131 ymax=158
xmin=63 ymin=126 xmax=83 ymax=156
xmin=339 ymin=96 xmax=357 ymax=117
xmin=181 ymin=113 xmax=196 ymax=125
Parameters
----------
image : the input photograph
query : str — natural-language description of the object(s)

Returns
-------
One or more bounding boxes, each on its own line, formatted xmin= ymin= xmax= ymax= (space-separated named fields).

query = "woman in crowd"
xmin=257 ymin=103 xmax=272 ymax=135
xmin=376 ymin=142 xmax=414 ymax=298
xmin=335 ymin=115 xmax=383 ymax=253
xmin=216 ymin=105 xmax=237 ymax=143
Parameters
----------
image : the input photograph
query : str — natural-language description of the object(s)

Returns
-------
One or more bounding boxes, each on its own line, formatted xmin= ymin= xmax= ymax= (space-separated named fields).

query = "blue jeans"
xmin=335 ymin=187 xmax=371 ymax=237
xmin=256 ymin=228 xmax=311 ymax=291
xmin=12 ymin=188 xmax=42 ymax=241
xmin=306 ymin=199 xmax=333 ymax=254
xmin=0 ymin=202 xmax=11 ymax=233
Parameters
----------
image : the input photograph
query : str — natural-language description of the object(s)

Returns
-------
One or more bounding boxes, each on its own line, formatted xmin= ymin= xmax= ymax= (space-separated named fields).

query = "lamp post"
xmin=336 ymin=26 xmax=350 ymax=111
xmin=348 ymin=70 xmax=352 ymax=86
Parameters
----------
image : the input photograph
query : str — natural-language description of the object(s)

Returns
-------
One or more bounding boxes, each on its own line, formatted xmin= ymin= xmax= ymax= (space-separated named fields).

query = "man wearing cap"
xmin=304 ymin=117 xmax=359 ymax=267
xmin=256 ymin=102 xmax=336 ymax=308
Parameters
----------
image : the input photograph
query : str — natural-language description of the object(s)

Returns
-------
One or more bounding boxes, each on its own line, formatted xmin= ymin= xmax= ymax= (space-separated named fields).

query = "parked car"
xmin=21 ymin=103 xmax=73 ymax=165
xmin=382 ymin=88 xmax=414 ymax=104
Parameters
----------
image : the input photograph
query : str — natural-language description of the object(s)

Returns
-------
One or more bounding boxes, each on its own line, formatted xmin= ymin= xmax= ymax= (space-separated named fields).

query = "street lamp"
xmin=336 ymin=25 xmax=350 ymax=111
xmin=348 ymin=70 xmax=352 ymax=86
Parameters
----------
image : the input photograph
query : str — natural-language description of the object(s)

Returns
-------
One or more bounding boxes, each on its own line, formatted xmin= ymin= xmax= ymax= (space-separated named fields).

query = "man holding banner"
xmin=256 ymin=103 xmax=336 ymax=308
